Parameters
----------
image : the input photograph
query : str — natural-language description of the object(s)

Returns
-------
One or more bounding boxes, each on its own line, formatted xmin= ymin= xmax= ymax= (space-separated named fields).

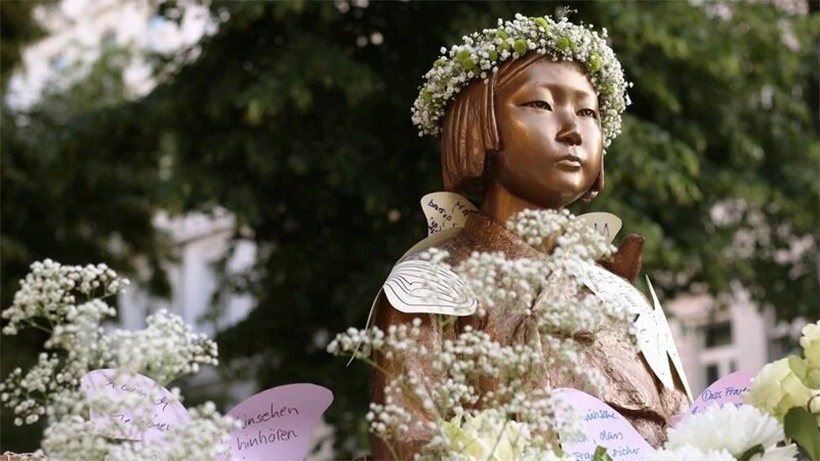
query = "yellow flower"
xmin=744 ymin=358 xmax=817 ymax=422
xmin=800 ymin=322 xmax=820 ymax=384
xmin=439 ymin=411 xmax=531 ymax=461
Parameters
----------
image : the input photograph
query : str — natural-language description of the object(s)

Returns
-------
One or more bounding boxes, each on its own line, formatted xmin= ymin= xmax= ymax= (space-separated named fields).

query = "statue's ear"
xmin=599 ymin=234 xmax=644 ymax=283
xmin=581 ymin=158 xmax=605 ymax=202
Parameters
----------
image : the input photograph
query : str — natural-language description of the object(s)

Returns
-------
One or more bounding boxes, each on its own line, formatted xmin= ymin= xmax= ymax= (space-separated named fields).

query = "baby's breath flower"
xmin=103 ymin=309 xmax=219 ymax=386
xmin=412 ymin=14 xmax=630 ymax=150
xmin=1 ymin=260 xmax=232 ymax=459
xmin=330 ymin=208 xmax=634 ymax=458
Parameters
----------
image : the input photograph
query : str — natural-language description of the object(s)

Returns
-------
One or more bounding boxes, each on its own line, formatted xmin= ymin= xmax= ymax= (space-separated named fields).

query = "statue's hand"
xmin=599 ymin=234 xmax=645 ymax=283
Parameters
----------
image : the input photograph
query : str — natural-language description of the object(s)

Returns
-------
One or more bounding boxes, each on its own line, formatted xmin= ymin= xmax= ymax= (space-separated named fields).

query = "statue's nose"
xmin=555 ymin=120 xmax=582 ymax=146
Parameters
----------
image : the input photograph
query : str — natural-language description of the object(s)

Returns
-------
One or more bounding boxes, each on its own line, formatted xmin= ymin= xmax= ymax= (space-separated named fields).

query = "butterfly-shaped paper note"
xmin=687 ymin=371 xmax=752 ymax=416
xmin=226 ymin=383 xmax=333 ymax=461
xmin=582 ymin=265 xmax=693 ymax=400
xmin=644 ymin=277 xmax=693 ymax=401
xmin=82 ymin=370 xmax=333 ymax=461
xmin=421 ymin=192 xmax=479 ymax=236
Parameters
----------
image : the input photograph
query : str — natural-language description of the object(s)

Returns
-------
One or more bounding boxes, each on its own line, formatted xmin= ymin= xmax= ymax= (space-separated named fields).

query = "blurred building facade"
xmin=6 ymin=0 xmax=214 ymax=109
xmin=667 ymin=292 xmax=803 ymax=396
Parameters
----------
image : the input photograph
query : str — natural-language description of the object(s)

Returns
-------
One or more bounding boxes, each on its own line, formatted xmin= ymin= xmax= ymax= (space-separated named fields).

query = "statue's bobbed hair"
xmin=441 ymin=53 xmax=604 ymax=203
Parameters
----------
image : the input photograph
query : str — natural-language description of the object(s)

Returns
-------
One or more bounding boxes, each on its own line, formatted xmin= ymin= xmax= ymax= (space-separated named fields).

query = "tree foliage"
xmin=1 ymin=0 xmax=817 ymax=455
xmin=0 ymin=19 xmax=172 ymax=455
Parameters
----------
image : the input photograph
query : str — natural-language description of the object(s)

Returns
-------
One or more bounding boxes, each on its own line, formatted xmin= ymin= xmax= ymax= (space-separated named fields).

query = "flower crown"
xmin=411 ymin=14 xmax=631 ymax=150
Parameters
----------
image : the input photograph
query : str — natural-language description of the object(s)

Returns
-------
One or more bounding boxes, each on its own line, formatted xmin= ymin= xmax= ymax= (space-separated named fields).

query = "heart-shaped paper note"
xmin=421 ymin=192 xmax=478 ymax=236
xmin=80 ymin=369 xmax=190 ymax=443
xmin=688 ymin=371 xmax=753 ymax=415
xmin=554 ymin=388 xmax=654 ymax=461
xmin=227 ymin=383 xmax=333 ymax=461
xmin=576 ymin=212 xmax=622 ymax=245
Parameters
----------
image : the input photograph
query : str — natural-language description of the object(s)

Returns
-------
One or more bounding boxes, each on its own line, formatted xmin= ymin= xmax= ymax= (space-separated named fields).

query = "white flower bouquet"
xmin=0 ymin=260 xmax=238 ymax=460
xmin=646 ymin=320 xmax=820 ymax=461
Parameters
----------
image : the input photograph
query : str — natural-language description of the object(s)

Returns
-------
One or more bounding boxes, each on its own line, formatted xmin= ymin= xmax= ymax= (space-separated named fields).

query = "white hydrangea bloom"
xmin=434 ymin=409 xmax=574 ymax=461
xmin=799 ymin=321 xmax=820 ymax=383
xmin=743 ymin=357 xmax=818 ymax=422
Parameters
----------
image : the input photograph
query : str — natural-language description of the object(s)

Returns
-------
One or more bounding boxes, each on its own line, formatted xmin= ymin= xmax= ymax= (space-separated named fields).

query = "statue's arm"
xmin=369 ymin=292 xmax=445 ymax=461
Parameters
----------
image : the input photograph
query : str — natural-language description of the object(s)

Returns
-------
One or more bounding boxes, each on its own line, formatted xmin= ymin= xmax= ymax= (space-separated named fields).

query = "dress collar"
xmin=459 ymin=212 xmax=543 ymax=261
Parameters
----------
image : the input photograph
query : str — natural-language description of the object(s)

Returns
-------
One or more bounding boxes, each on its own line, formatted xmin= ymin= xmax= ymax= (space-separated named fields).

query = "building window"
xmin=705 ymin=363 xmax=719 ymax=384
xmin=768 ymin=333 xmax=800 ymax=361
xmin=704 ymin=321 xmax=733 ymax=348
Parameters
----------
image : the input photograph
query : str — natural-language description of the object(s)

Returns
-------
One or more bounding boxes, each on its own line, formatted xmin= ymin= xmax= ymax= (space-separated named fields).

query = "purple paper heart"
xmin=227 ymin=383 xmax=333 ymax=461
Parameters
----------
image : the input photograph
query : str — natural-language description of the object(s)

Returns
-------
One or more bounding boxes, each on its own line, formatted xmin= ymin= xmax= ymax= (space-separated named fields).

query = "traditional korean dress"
xmin=370 ymin=210 xmax=691 ymax=460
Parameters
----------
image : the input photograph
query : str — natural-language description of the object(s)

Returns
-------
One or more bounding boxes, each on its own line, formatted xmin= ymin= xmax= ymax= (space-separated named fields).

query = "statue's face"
xmin=493 ymin=59 xmax=603 ymax=209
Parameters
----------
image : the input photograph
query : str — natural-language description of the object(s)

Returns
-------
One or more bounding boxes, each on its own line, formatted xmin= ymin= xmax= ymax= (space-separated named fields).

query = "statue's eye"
xmin=524 ymin=100 xmax=552 ymax=111
xmin=579 ymin=108 xmax=598 ymax=119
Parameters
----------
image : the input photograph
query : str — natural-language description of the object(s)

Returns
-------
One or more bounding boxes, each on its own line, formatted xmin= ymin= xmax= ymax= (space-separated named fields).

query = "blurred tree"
xmin=0 ymin=8 xmax=172 ymax=452
xmin=0 ymin=1 xmax=45 ymax=88
xmin=2 ymin=0 xmax=817 ymax=456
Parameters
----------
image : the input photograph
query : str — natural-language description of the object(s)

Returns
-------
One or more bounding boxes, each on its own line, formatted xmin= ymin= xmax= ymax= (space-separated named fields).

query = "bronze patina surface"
xmin=370 ymin=56 xmax=689 ymax=460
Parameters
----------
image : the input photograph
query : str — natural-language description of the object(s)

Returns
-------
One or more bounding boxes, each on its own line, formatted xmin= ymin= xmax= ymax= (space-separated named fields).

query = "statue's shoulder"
xmin=381 ymin=227 xmax=477 ymax=317
xmin=376 ymin=192 xmax=483 ymax=318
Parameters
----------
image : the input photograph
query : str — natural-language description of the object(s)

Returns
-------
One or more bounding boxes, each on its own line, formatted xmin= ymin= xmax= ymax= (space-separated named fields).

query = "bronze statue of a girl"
xmin=369 ymin=15 xmax=691 ymax=459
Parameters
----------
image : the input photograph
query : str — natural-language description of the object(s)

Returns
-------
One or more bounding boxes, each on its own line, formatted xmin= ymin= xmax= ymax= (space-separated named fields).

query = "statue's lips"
xmin=555 ymin=154 xmax=582 ymax=169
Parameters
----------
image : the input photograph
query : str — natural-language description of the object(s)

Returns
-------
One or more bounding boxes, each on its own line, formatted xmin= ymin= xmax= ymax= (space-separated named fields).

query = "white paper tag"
xmin=582 ymin=262 xmax=681 ymax=391
xmin=577 ymin=212 xmax=622 ymax=244
xmin=633 ymin=292 xmax=675 ymax=390
xmin=421 ymin=192 xmax=478 ymax=235
xmin=383 ymin=259 xmax=477 ymax=316
xmin=646 ymin=277 xmax=693 ymax=401
xmin=582 ymin=262 xmax=650 ymax=316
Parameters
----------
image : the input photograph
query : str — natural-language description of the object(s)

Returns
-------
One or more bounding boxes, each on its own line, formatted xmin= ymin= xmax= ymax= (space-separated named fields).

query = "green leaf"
xmin=737 ymin=444 xmax=764 ymax=461
xmin=513 ymin=39 xmax=528 ymax=55
xmin=784 ymin=407 xmax=820 ymax=461
xmin=593 ymin=446 xmax=613 ymax=461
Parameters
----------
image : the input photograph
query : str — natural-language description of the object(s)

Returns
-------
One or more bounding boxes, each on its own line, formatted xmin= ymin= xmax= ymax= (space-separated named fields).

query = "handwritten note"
xmin=80 ymin=369 xmax=189 ymax=443
xmin=554 ymin=388 xmax=654 ymax=461
xmin=576 ymin=212 xmax=622 ymax=244
xmin=645 ymin=278 xmax=693 ymax=400
xmin=420 ymin=192 xmax=478 ymax=235
xmin=582 ymin=262 xmax=650 ymax=317
xmin=688 ymin=371 xmax=753 ymax=415
xmin=581 ymin=268 xmax=694 ymax=398
xmin=226 ymin=383 xmax=333 ymax=461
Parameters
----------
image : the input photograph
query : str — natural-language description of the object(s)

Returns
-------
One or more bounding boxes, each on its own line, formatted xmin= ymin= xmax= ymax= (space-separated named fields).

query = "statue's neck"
xmin=481 ymin=179 xmax=562 ymax=225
